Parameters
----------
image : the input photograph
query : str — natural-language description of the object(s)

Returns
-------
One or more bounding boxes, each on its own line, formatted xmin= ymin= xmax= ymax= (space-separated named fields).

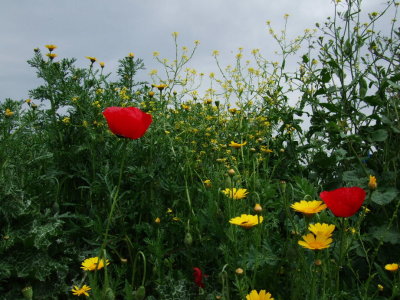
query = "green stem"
xmin=101 ymin=140 xmax=129 ymax=252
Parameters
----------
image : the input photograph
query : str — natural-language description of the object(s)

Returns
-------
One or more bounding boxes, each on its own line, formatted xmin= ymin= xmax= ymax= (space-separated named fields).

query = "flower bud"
xmin=235 ymin=268 xmax=244 ymax=275
xmin=228 ymin=169 xmax=235 ymax=176
xmin=254 ymin=203 xmax=262 ymax=213
xmin=22 ymin=286 xmax=33 ymax=300
xmin=133 ymin=286 xmax=146 ymax=300
xmin=184 ymin=232 xmax=193 ymax=246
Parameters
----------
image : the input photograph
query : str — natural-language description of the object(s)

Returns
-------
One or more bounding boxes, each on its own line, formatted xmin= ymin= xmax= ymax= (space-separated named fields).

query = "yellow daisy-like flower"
xmin=154 ymin=84 xmax=168 ymax=91
xmin=298 ymin=233 xmax=333 ymax=250
xmin=81 ymin=257 xmax=110 ymax=271
xmin=229 ymin=141 xmax=247 ymax=148
xmin=45 ymin=44 xmax=57 ymax=52
xmin=99 ymin=62 xmax=105 ymax=68
xmin=290 ymin=200 xmax=327 ymax=216
xmin=229 ymin=214 xmax=263 ymax=228
xmin=246 ymin=289 xmax=274 ymax=300
xmin=368 ymin=175 xmax=377 ymax=190
xmin=46 ymin=53 xmax=57 ymax=60
xmin=385 ymin=263 xmax=399 ymax=272
xmin=127 ymin=52 xmax=135 ymax=58
xmin=4 ymin=108 xmax=14 ymax=117
xmin=85 ymin=56 xmax=97 ymax=63
xmin=222 ymin=188 xmax=249 ymax=199
xmin=308 ymin=223 xmax=335 ymax=237
xmin=71 ymin=285 xmax=91 ymax=297
xmin=154 ymin=217 xmax=161 ymax=223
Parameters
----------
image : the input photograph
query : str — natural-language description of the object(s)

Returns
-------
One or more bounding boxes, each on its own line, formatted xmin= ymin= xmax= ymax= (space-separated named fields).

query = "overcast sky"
xmin=0 ymin=0 xmax=392 ymax=102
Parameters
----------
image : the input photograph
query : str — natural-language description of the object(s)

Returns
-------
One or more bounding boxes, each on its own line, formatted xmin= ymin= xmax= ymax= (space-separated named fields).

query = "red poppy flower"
xmin=103 ymin=107 xmax=152 ymax=140
xmin=193 ymin=267 xmax=205 ymax=288
xmin=320 ymin=187 xmax=366 ymax=217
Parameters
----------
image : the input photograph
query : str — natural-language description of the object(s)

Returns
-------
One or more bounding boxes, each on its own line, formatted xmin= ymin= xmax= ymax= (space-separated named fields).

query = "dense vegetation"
xmin=1 ymin=1 xmax=400 ymax=299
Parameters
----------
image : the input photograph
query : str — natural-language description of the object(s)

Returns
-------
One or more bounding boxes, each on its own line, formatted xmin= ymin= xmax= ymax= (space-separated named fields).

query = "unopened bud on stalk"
xmin=133 ymin=286 xmax=146 ymax=300
xmin=280 ymin=180 xmax=287 ymax=192
xmin=228 ymin=169 xmax=235 ymax=176
xmin=235 ymin=268 xmax=244 ymax=275
xmin=21 ymin=286 xmax=33 ymax=300
xmin=184 ymin=232 xmax=193 ymax=246
xmin=314 ymin=259 xmax=322 ymax=266
xmin=254 ymin=203 xmax=263 ymax=213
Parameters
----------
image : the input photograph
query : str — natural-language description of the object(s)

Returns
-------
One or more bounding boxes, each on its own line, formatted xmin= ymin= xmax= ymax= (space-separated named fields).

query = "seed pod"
xmin=184 ymin=232 xmax=193 ymax=246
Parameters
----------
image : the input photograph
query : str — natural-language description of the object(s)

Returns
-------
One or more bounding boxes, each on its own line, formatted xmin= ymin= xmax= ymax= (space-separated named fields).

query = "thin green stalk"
xmin=101 ymin=140 xmax=129 ymax=251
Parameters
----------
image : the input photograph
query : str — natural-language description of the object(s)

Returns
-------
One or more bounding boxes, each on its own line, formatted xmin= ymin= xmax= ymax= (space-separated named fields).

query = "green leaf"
xmin=370 ymin=226 xmax=400 ymax=244
xmin=371 ymin=188 xmax=398 ymax=205
xmin=302 ymin=55 xmax=309 ymax=63
xmin=359 ymin=77 xmax=368 ymax=98
xmin=370 ymin=129 xmax=388 ymax=142
xmin=320 ymin=68 xmax=331 ymax=83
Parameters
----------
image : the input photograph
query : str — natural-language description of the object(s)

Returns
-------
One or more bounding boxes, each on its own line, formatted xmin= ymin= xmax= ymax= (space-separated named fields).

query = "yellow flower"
xmin=229 ymin=141 xmax=247 ymax=148
xmin=127 ymin=52 xmax=135 ymax=57
xmin=308 ymin=223 xmax=335 ymax=237
xmin=385 ymin=263 xmax=399 ymax=272
xmin=46 ymin=53 xmax=57 ymax=60
xmin=298 ymin=233 xmax=333 ymax=250
xmin=153 ymin=51 xmax=160 ymax=57
xmin=203 ymin=179 xmax=212 ymax=188
xmin=71 ymin=285 xmax=91 ymax=297
xmin=229 ymin=214 xmax=263 ymax=228
xmin=62 ymin=117 xmax=70 ymax=124
xmin=290 ymin=200 xmax=327 ymax=216
xmin=99 ymin=62 xmax=105 ymax=68
xmin=167 ymin=208 xmax=173 ymax=214
xmin=368 ymin=175 xmax=377 ymax=190
xmin=154 ymin=84 xmax=168 ymax=91
xmin=85 ymin=56 xmax=97 ymax=63
xmin=222 ymin=188 xmax=249 ymax=199
xmin=378 ymin=284 xmax=384 ymax=291
xmin=154 ymin=217 xmax=161 ymax=223
xmin=25 ymin=98 xmax=32 ymax=104
xmin=260 ymin=146 xmax=273 ymax=153
xmin=45 ymin=44 xmax=57 ymax=52
xmin=81 ymin=257 xmax=110 ymax=271
xmin=4 ymin=108 xmax=14 ymax=117
xmin=246 ymin=290 xmax=274 ymax=300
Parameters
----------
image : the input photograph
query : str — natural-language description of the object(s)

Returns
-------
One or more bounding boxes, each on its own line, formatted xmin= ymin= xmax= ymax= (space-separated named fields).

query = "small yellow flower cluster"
xmin=4 ymin=108 xmax=14 ymax=117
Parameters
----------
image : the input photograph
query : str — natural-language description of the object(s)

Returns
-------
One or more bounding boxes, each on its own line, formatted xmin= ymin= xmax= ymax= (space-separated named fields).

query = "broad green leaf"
xmin=371 ymin=129 xmax=388 ymax=142
xmin=370 ymin=226 xmax=400 ymax=244
xmin=371 ymin=188 xmax=398 ymax=205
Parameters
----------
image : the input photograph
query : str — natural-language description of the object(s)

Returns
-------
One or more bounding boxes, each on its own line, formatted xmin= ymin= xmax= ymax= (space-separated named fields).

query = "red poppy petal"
xmin=320 ymin=187 xmax=366 ymax=217
xmin=103 ymin=107 xmax=152 ymax=139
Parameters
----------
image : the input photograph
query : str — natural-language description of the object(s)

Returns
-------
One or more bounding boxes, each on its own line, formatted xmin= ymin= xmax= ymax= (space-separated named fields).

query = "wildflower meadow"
xmin=1 ymin=1 xmax=400 ymax=299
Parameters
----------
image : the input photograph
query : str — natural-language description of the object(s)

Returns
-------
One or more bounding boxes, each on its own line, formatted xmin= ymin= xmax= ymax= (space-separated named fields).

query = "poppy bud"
xmin=184 ymin=232 xmax=193 ymax=246
xmin=21 ymin=286 xmax=33 ymax=300
xmin=133 ymin=286 xmax=146 ymax=300
xmin=104 ymin=287 xmax=115 ymax=300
